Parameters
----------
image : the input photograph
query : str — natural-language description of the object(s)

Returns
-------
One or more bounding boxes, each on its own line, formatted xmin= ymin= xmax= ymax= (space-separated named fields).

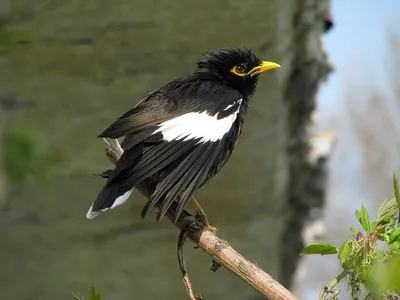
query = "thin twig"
xmin=183 ymin=273 xmax=202 ymax=300
xmin=319 ymin=269 xmax=348 ymax=300
xmin=103 ymin=139 xmax=299 ymax=300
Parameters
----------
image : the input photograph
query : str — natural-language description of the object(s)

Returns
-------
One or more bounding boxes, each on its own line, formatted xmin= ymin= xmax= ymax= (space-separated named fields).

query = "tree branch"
xmin=102 ymin=139 xmax=299 ymax=300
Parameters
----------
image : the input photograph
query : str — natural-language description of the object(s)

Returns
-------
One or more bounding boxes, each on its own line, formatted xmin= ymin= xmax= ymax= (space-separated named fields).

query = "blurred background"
xmin=295 ymin=1 xmax=400 ymax=299
xmin=0 ymin=0 xmax=399 ymax=299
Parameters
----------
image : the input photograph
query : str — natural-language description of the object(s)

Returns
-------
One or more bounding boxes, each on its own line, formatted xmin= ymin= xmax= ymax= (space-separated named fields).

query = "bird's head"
xmin=196 ymin=48 xmax=280 ymax=96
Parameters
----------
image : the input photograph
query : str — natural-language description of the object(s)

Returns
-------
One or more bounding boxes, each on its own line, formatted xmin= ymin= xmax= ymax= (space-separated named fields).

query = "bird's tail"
xmin=86 ymin=140 xmax=145 ymax=220
xmin=86 ymin=177 xmax=134 ymax=220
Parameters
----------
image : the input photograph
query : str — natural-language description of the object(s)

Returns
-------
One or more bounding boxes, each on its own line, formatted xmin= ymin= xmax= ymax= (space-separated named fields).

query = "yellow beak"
xmin=248 ymin=61 xmax=281 ymax=77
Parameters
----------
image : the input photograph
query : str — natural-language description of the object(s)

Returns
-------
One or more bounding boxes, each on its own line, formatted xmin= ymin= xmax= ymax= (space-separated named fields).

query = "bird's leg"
xmin=190 ymin=196 xmax=217 ymax=234
xmin=177 ymin=216 xmax=203 ymax=300
xmin=181 ymin=201 xmax=221 ymax=272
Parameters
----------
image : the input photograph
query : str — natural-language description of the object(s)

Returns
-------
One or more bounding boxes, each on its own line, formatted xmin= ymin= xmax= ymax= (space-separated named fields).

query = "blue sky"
xmin=302 ymin=1 xmax=400 ymax=299
xmin=318 ymin=0 xmax=400 ymax=119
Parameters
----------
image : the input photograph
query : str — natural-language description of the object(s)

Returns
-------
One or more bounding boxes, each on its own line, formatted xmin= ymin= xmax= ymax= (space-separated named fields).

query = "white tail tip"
xmin=86 ymin=205 xmax=99 ymax=220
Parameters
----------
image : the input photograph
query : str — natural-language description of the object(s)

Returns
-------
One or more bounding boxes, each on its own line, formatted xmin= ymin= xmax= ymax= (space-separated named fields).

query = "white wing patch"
xmin=154 ymin=101 xmax=241 ymax=143
xmin=223 ymin=98 xmax=242 ymax=111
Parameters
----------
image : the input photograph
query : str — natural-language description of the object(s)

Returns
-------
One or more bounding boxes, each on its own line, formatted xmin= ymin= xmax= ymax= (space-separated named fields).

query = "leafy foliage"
xmin=72 ymin=284 xmax=101 ymax=300
xmin=301 ymin=242 xmax=338 ymax=255
xmin=394 ymin=173 xmax=400 ymax=223
xmin=301 ymin=174 xmax=400 ymax=299
xmin=377 ymin=198 xmax=398 ymax=224
xmin=355 ymin=205 xmax=372 ymax=233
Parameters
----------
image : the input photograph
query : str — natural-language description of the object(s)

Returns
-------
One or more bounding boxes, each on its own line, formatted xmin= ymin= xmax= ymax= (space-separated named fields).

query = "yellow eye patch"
xmin=230 ymin=64 xmax=247 ymax=77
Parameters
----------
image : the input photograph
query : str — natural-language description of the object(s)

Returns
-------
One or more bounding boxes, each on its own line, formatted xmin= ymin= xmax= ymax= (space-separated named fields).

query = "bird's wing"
xmin=98 ymin=89 xmax=178 ymax=148
xmin=98 ymin=79 xmax=243 ymax=150
xmin=141 ymin=140 xmax=222 ymax=220
xmin=89 ymin=81 xmax=243 ymax=219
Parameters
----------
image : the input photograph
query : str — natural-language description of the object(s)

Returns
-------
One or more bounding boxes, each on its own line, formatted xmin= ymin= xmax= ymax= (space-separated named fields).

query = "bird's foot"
xmin=197 ymin=217 xmax=217 ymax=234
xmin=190 ymin=196 xmax=217 ymax=234
xmin=205 ymin=224 xmax=217 ymax=234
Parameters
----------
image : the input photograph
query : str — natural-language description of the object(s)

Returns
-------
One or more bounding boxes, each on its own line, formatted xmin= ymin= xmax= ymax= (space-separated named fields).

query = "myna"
xmin=86 ymin=48 xmax=280 ymax=222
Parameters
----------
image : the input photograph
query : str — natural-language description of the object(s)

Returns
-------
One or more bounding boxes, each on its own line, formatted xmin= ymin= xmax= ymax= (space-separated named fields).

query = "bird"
xmin=86 ymin=48 xmax=280 ymax=224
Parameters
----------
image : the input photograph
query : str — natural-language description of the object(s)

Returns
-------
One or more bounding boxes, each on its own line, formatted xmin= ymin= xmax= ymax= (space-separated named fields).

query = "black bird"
xmin=86 ymin=48 xmax=280 ymax=223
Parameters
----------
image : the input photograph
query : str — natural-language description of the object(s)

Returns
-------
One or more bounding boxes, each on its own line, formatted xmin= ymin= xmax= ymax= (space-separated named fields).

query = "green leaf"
xmin=355 ymin=209 xmax=362 ymax=223
xmin=394 ymin=173 xmax=400 ymax=212
xmin=301 ymin=242 xmax=338 ymax=255
xmin=377 ymin=198 xmax=398 ymax=225
xmin=339 ymin=241 xmax=353 ymax=267
xmin=349 ymin=227 xmax=359 ymax=235
xmin=368 ymin=254 xmax=400 ymax=295
xmin=89 ymin=284 xmax=100 ymax=300
xmin=355 ymin=205 xmax=372 ymax=233
xmin=361 ymin=204 xmax=372 ymax=232
xmin=389 ymin=229 xmax=400 ymax=254
xmin=389 ymin=228 xmax=400 ymax=244
xmin=377 ymin=254 xmax=400 ymax=292
xmin=389 ymin=241 xmax=400 ymax=254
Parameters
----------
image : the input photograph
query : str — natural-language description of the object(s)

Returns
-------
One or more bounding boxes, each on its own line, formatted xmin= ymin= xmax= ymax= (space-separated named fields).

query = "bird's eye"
xmin=230 ymin=64 xmax=247 ymax=77
xmin=235 ymin=65 xmax=245 ymax=73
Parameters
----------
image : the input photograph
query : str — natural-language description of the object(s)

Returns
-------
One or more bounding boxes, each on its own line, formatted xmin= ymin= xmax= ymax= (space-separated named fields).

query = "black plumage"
xmin=86 ymin=48 xmax=280 ymax=221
